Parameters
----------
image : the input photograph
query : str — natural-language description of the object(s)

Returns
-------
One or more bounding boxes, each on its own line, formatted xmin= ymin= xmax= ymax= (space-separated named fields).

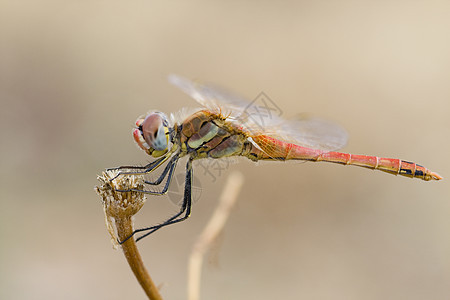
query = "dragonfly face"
xmin=133 ymin=112 xmax=171 ymax=157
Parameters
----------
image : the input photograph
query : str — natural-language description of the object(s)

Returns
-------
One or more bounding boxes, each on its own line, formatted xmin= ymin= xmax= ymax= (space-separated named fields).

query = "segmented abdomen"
xmin=249 ymin=135 xmax=442 ymax=181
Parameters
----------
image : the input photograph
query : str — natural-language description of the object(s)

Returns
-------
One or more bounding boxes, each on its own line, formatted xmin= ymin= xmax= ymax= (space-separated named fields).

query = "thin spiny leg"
xmin=116 ymin=155 xmax=179 ymax=195
xmin=107 ymin=164 xmax=151 ymax=171
xmin=135 ymin=158 xmax=193 ymax=242
xmin=144 ymin=154 xmax=179 ymax=185
xmin=119 ymin=158 xmax=193 ymax=244
xmin=107 ymin=155 xmax=166 ymax=171
xmin=109 ymin=155 xmax=169 ymax=181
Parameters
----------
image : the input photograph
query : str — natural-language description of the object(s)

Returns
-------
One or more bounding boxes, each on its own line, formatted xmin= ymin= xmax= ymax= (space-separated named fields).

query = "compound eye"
xmin=141 ymin=113 xmax=167 ymax=151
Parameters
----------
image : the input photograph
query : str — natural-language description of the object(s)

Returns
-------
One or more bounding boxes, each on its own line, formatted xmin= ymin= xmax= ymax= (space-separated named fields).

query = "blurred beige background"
xmin=1 ymin=1 xmax=449 ymax=299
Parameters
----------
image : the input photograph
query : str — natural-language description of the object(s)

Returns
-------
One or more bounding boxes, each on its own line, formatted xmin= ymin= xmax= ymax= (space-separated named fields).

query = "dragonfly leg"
xmin=135 ymin=158 xmax=193 ymax=241
xmin=107 ymin=155 xmax=166 ymax=171
xmin=115 ymin=155 xmax=179 ymax=195
xmin=119 ymin=158 xmax=193 ymax=244
xmin=144 ymin=154 xmax=179 ymax=186
xmin=108 ymin=155 xmax=170 ymax=181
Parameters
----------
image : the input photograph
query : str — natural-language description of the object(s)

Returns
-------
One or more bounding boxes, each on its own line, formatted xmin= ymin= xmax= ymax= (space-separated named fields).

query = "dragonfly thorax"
xmin=133 ymin=112 xmax=172 ymax=157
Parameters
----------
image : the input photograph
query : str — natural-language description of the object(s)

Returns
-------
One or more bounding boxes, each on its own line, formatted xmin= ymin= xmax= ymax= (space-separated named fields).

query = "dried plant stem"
xmin=188 ymin=171 xmax=245 ymax=300
xmin=116 ymin=216 xmax=163 ymax=300
xmin=96 ymin=171 xmax=163 ymax=300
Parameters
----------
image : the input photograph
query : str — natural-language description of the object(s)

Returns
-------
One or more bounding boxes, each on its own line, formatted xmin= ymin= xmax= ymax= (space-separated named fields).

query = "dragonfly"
xmin=112 ymin=74 xmax=442 ymax=243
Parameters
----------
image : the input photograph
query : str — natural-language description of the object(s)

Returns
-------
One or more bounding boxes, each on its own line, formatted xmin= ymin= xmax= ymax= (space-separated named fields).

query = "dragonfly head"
xmin=133 ymin=112 xmax=171 ymax=157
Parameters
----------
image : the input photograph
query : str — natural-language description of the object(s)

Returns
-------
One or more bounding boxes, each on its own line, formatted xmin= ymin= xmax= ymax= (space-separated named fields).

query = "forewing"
xmin=168 ymin=74 xmax=253 ymax=117
xmin=169 ymin=74 xmax=348 ymax=151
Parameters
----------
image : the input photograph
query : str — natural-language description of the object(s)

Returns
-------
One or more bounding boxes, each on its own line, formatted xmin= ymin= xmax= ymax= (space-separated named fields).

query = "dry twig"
xmin=96 ymin=170 xmax=163 ymax=300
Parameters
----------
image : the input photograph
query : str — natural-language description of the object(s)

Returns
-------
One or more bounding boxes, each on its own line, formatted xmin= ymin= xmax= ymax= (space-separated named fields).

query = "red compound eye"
xmin=141 ymin=114 xmax=162 ymax=147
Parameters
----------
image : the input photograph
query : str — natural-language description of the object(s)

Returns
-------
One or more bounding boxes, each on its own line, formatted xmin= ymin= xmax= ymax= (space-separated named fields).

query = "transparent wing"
xmin=275 ymin=117 xmax=348 ymax=151
xmin=168 ymin=74 xmax=348 ymax=151
xmin=168 ymin=74 xmax=250 ymax=117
